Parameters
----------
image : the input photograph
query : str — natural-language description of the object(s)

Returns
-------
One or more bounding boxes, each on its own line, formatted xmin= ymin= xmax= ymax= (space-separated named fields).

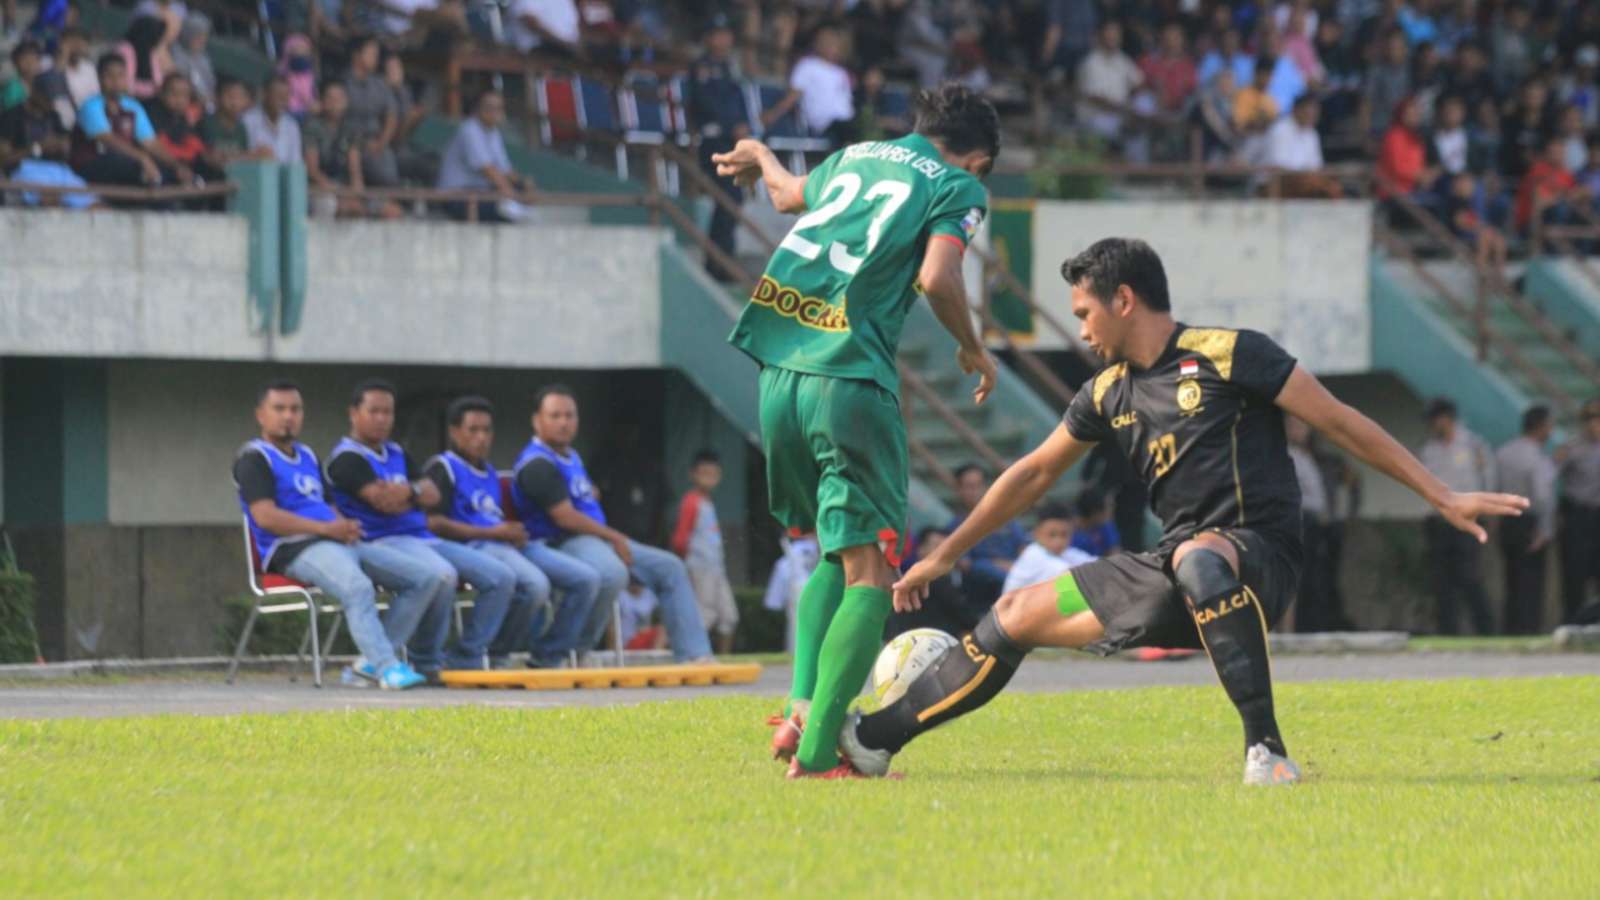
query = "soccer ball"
xmin=871 ymin=628 xmax=958 ymax=708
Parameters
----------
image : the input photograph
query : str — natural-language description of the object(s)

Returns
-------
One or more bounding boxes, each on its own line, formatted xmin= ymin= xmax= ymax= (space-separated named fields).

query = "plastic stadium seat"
xmin=577 ymin=77 xmax=619 ymax=133
xmin=538 ymin=76 xmax=581 ymax=146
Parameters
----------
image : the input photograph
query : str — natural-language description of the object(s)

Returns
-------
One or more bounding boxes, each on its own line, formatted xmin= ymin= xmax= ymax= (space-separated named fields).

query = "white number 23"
xmin=777 ymin=173 xmax=911 ymax=275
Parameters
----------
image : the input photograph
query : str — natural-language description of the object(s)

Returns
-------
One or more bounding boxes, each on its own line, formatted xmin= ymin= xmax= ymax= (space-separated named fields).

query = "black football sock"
xmin=1176 ymin=549 xmax=1286 ymax=758
xmin=855 ymin=610 xmax=1027 ymax=754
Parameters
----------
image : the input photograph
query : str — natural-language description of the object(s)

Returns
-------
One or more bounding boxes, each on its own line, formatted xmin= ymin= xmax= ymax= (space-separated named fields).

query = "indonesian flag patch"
xmin=960 ymin=207 xmax=985 ymax=242
xmin=1180 ymin=359 xmax=1199 ymax=377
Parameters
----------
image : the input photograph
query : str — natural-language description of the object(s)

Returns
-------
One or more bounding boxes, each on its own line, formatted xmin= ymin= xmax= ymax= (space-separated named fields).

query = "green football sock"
xmin=796 ymin=585 xmax=891 ymax=772
xmin=788 ymin=559 xmax=845 ymax=715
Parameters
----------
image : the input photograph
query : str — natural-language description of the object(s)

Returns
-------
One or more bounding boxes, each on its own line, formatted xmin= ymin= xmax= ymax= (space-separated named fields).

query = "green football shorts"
xmin=758 ymin=365 xmax=908 ymax=560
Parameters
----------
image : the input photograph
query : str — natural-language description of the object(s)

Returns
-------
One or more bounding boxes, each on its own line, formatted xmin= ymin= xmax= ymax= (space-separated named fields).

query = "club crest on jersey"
xmin=293 ymin=473 xmax=322 ymax=499
xmin=1176 ymin=378 xmax=1203 ymax=415
xmin=470 ymin=489 xmax=502 ymax=519
xmin=751 ymin=275 xmax=849 ymax=333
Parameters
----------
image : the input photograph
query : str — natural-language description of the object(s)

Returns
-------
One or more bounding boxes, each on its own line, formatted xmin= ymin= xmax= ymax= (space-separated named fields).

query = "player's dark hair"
xmin=534 ymin=384 xmax=576 ymax=415
xmin=96 ymin=51 xmax=125 ymax=78
xmin=692 ymin=448 xmax=722 ymax=467
xmin=447 ymin=395 xmax=494 ymax=427
xmin=1521 ymin=405 xmax=1552 ymax=434
xmin=350 ymin=378 xmax=396 ymax=408
xmin=912 ymin=83 xmax=1000 ymax=162
xmin=1424 ymin=396 xmax=1457 ymax=420
xmin=953 ymin=462 xmax=987 ymax=483
xmin=1061 ymin=238 xmax=1171 ymax=312
xmin=1035 ymin=502 xmax=1072 ymax=525
xmin=256 ymin=377 xmax=301 ymax=406
xmin=1075 ymin=485 xmax=1107 ymax=519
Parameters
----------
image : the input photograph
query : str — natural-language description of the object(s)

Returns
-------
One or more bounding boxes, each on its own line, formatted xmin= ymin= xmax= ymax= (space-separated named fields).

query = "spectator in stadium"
xmin=423 ymin=396 xmax=551 ymax=670
xmin=1233 ymin=56 xmax=1281 ymax=151
xmin=774 ymin=25 xmax=855 ymax=147
xmin=53 ymin=29 xmax=100 ymax=127
xmin=1077 ymin=20 xmax=1144 ymax=143
xmin=1444 ymin=40 xmax=1494 ymax=113
xmin=201 ymin=78 xmax=274 ymax=169
xmin=1265 ymin=95 xmax=1341 ymax=197
xmin=435 ymin=88 xmax=534 ymax=223
xmin=118 ymin=8 xmax=178 ymax=101
xmin=74 ymin=53 xmax=192 ymax=189
xmin=1001 ymin=502 xmax=1096 ymax=597
xmin=1139 ymin=22 xmax=1197 ymax=115
xmin=0 ymin=72 xmax=94 ymax=209
xmin=1 ymin=39 xmax=41 ymax=111
xmin=947 ymin=463 xmax=1028 ymax=609
xmin=383 ymin=51 xmax=431 ymax=183
xmin=234 ymin=379 xmax=425 ymax=690
xmin=883 ymin=526 xmax=978 ymax=640
xmin=167 ymin=12 xmax=214 ymax=112
xmin=1432 ymin=93 xmax=1469 ymax=176
xmin=148 ymin=73 xmax=216 ymax=182
xmin=1499 ymin=79 xmax=1551 ymax=181
xmin=1197 ymin=27 xmax=1253 ymax=93
xmin=324 ymin=378 xmax=457 ymax=680
xmin=616 ymin=578 xmax=666 ymax=650
xmin=344 ymin=35 xmax=400 ymax=189
xmin=1495 ymin=405 xmax=1557 ymax=635
xmin=511 ymin=385 xmax=712 ymax=664
xmin=1262 ymin=29 xmax=1310 ymax=116
xmin=1418 ymin=397 xmax=1497 ymax=635
xmin=1036 ymin=0 xmax=1096 ymax=82
xmin=1560 ymin=45 xmax=1599 ymax=129
xmin=895 ymin=0 xmax=947 ymax=88
xmin=1279 ymin=6 xmax=1324 ymax=87
xmin=1555 ymin=105 xmax=1589 ymax=174
xmin=1376 ymin=98 xmax=1436 ymax=200
xmin=1466 ymin=96 xmax=1503 ymax=177
xmin=1489 ymin=3 xmax=1535 ymax=90
xmin=671 ymin=449 xmax=738 ymax=655
xmin=1442 ymin=171 xmax=1508 ymax=270
xmin=243 ymin=76 xmax=303 ymax=165
xmin=1069 ymin=486 xmax=1120 ymax=558
xmin=1192 ymin=68 xmax=1240 ymax=162
xmin=685 ymin=13 xmax=747 ymax=274
xmin=505 ymin=0 xmax=582 ymax=57
xmin=303 ymin=80 xmax=377 ymax=219
xmin=276 ymin=33 xmax=317 ymax=119
xmin=1514 ymin=136 xmax=1587 ymax=234
xmin=1366 ymin=29 xmax=1412 ymax=140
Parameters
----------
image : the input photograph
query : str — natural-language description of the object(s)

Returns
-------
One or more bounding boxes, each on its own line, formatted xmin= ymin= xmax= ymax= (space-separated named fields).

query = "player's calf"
xmin=1174 ymin=545 xmax=1288 ymax=760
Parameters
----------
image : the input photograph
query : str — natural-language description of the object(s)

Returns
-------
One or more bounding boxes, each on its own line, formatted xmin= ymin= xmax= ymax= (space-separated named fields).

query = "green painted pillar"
xmin=279 ymin=162 xmax=309 ymax=335
xmin=1 ymin=359 xmax=107 ymax=525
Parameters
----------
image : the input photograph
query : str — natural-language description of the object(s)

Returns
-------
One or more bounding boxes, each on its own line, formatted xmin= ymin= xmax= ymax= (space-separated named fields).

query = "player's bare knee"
xmin=839 ymin=544 xmax=894 ymax=591
xmin=993 ymin=583 xmax=1054 ymax=648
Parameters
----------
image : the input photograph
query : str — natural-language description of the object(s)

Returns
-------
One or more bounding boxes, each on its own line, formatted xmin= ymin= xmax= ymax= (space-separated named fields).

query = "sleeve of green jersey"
xmin=800 ymin=150 xmax=844 ymax=210
xmin=927 ymin=176 xmax=989 ymax=247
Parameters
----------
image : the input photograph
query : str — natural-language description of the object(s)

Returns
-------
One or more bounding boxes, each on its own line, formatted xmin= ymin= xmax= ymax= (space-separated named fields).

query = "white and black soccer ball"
xmin=871 ymin=628 xmax=958 ymax=708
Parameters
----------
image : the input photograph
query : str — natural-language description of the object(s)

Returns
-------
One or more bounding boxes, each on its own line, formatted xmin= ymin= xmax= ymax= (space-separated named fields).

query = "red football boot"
xmin=770 ymin=711 xmax=803 ymax=762
xmin=785 ymin=757 xmax=903 ymax=780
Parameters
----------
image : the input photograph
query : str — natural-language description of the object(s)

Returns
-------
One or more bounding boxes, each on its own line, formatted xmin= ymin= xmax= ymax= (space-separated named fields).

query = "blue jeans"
xmin=355 ymin=536 xmax=457 ymax=672
xmin=559 ymin=535 xmax=712 ymax=662
xmin=472 ymin=541 xmax=554 ymax=654
xmin=282 ymin=540 xmax=397 ymax=670
xmin=518 ymin=539 xmax=601 ymax=666
xmin=432 ymin=540 xmax=523 ymax=668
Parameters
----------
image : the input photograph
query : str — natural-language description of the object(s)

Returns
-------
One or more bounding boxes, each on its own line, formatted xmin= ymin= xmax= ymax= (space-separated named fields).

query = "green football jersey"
xmin=727 ymin=133 xmax=989 ymax=394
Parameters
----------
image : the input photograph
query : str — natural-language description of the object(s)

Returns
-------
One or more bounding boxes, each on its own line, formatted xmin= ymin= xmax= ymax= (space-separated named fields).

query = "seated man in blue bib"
xmin=512 ymin=385 xmax=714 ymax=663
xmin=423 ymin=395 xmax=554 ymax=669
xmin=233 ymin=379 xmax=425 ymax=690
xmin=325 ymin=379 xmax=458 ymax=680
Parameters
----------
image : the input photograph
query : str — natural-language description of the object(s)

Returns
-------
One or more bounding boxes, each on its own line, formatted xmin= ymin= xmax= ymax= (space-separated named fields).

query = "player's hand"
xmin=957 ymin=347 xmax=998 ymax=405
xmin=609 ymin=533 xmax=636 ymax=568
xmin=1436 ymin=491 xmax=1529 ymax=543
xmin=892 ymin=555 xmax=955 ymax=613
xmin=711 ymin=138 xmax=766 ymax=187
xmin=322 ymin=517 xmax=363 ymax=544
xmin=494 ymin=521 xmax=530 ymax=546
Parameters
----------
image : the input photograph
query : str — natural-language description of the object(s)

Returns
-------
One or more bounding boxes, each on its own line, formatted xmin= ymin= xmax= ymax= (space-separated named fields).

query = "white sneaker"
xmin=1242 ymin=743 xmax=1301 ymax=786
xmin=837 ymin=710 xmax=893 ymax=777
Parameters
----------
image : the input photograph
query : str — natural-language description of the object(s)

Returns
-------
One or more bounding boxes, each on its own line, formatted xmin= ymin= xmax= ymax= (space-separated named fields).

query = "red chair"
xmin=537 ymin=75 xmax=582 ymax=148
xmin=229 ymin=516 xmax=343 ymax=687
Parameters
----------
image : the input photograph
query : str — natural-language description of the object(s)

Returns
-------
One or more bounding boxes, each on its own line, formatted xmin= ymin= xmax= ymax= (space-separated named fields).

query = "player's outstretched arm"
xmin=919 ymin=237 xmax=998 ymax=405
xmin=710 ymin=138 xmax=807 ymax=213
xmin=894 ymin=424 xmax=1093 ymax=611
xmin=1274 ymin=365 xmax=1529 ymax=542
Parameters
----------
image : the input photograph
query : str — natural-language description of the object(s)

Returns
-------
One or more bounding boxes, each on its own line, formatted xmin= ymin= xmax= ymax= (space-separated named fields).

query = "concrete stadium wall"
xmin=1029 ymin=200 xmax=1372 ymax=373
xmin=0 ymin=211 xmax=664 ymax=368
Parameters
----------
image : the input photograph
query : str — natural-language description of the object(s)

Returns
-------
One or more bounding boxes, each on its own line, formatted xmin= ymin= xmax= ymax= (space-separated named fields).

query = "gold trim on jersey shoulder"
xmin=1092 ymin=362 xmax=1128 ymax=415
xmin=1176 ymin=328 xmax=1238 ymax=381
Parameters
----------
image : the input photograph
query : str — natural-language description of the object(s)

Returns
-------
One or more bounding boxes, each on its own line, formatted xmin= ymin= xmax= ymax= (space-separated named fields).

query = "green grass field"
xmin=1 ymin=677 xmax=1596 ymax=897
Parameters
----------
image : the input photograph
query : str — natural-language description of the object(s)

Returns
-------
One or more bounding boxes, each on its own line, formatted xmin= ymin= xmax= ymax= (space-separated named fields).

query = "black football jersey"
xmin=1063 ymin=324 xmax=1303 ymax=558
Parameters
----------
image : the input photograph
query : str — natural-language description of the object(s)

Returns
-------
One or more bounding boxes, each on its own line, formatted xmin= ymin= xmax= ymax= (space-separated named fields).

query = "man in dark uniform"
xmin=835 ymin=238 xmax=1528 ymax=784
xmin=685 ymin=13 xmax=748 ymax=276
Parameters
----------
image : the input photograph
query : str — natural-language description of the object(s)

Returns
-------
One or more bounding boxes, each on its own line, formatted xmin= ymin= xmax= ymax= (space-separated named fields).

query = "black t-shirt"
xmin=515 ymin=457 xmax=569 ymax=510
xmin=423 ymin=456 xmax=455 ymax=513
xmin=0 ymin=102 xmax=68 ymax=161
xmin=232 ymin=448 xmax=329 ymax=572
xmin=1063 ymin=324 xmax=1303 ymax=560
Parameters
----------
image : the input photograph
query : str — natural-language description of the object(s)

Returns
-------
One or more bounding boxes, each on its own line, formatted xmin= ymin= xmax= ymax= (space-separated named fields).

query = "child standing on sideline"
xmin=672 ymin=449 xmax=739 ymax=654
